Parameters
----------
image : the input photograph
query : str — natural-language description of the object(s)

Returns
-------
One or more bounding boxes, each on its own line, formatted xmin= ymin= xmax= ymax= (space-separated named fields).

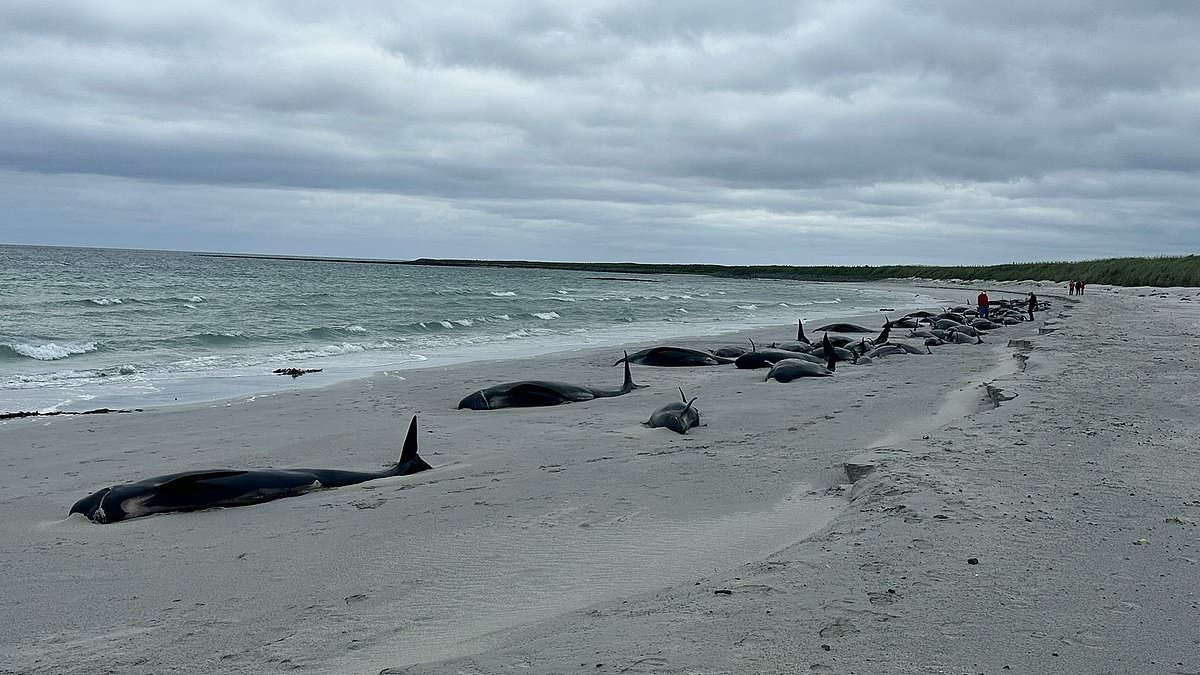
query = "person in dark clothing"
xmin=1027 ymin=292 xmax=1038 ymax=321
xmin=977 ymin=290 xmax=990 ymax=318
xmin=1068 ymin=280 xmax=1076 ymax=295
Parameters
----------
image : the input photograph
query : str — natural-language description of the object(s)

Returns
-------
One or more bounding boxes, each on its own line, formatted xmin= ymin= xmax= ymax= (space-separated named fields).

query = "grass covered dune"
xmin=404 ymin=255 xmax=1200 ymax=288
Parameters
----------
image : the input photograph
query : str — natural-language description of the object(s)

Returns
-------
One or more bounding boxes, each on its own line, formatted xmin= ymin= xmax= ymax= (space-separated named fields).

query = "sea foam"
xmin=4 ymin=341 xmax=100 ymax=361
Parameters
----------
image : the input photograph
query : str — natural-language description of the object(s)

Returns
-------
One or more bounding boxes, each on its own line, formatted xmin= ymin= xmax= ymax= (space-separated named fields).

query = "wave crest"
xmin=1 ymin=341 xmax=100 ymax=361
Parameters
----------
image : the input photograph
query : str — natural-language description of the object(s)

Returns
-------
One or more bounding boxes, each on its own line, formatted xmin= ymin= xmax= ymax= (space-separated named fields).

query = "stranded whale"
xmin=70 ymin=416 xmax=431 ymax=524
xmin=644 ymin=387 xmax=701 ymax=434
xmin=615 ymin=346 xmax=735 ymax=367
xmin=458 ymin=355 xmax=643 ymax=410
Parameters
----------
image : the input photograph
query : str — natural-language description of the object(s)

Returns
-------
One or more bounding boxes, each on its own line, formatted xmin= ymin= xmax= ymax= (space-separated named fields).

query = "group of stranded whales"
xmin=69 ymin=298 xmax=1044 ymax=523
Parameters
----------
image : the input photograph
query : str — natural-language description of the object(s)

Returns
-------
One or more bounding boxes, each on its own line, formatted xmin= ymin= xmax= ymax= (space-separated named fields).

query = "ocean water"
xmin=1 ymin=245 xmax=948 ymax=412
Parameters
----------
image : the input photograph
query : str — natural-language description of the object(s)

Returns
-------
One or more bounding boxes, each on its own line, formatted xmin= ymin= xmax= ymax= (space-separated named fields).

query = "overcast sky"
xmin=1 ymin=1 xmax=1198 ymax=265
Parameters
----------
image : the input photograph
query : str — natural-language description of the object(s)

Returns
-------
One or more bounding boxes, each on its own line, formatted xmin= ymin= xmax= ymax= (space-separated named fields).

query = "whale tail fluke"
xmin=395 ymin=415 xmax=432 ymax=475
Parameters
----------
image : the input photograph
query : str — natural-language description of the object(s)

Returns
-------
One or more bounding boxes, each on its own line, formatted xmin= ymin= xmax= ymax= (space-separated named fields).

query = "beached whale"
xmin=735 ymin=348 xmax=823 ymax=369
xmin=458 ymin=355 xmax=643 ymax=410
xmin=616 ymin=346 xmax=735 ymax=367
xmin=70 ymin=416 xmax=431 ymax=524
xmin=710 ymin=344 xmax=750 ymax=358
xmin=645 ymin=388 xmax=701 ymax=434
xmin=764 ymin=358 xmax=833 ymax=382
xmin=813 ymin=322 xmax=873 ymax=333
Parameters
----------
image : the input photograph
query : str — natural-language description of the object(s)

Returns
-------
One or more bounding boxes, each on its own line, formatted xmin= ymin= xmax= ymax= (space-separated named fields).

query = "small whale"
xmin=735 ymin=348 xmax=824 ymax=369
xmin=813 ymin=322 xmax=873 ymax=333
xmin=764 ymin=358 xmax=832 ymax=382
xmin=644 ymin=387 xmax=701 ymax=434
xmin=616 ymin=346 xmax=734 ymax=367
xmin=459 ymin=354 xmax=643 ymax=410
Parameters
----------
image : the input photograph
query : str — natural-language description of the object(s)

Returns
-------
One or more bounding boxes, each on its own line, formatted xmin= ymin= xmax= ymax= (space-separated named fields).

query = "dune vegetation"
xmin=406 ymin=255 xmax=1200 ymax=288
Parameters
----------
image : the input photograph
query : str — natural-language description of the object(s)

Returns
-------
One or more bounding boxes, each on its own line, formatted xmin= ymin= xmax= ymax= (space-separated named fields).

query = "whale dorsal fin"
xmin=400 ymin=415 xmax=419 ymax=463
xmin=619 ymin=354 xmax=646 ymax=391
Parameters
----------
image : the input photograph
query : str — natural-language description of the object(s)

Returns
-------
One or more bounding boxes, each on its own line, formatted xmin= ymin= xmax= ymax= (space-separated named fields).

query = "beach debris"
xmin=843 ymin=461 xmax=877 ymax=483
xmin=984 ymin=384 xmax=1017 ymax=408
xmin=967 ymin=557 xmax=980 ymax=565
xmin=0 ymin=407 xmax=138 ymax=420
xmin=818 ymin=619 xmax=859 ymax=638
xmin=274 ymin=367 xmax=323 ymax=378
xmin=713 ymin=589 xmax=732 ymax=595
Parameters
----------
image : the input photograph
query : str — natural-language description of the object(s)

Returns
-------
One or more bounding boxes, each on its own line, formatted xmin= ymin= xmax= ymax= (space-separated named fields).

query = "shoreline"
xmin=8 ymin=281 xmax=1193 ymax=673
xmin=1 ymin=280 xmax=967 ymax=415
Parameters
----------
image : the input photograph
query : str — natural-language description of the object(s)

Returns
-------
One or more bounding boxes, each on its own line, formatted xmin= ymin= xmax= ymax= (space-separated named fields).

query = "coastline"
xmin=5 ymin=280 xmax=1194 ymax=673
xmin=1 ymin=279 xmax=963 ymax=415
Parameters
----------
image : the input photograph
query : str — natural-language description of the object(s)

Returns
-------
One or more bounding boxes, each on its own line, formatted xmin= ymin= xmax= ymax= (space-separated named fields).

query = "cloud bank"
xmin=1 ymin=0 xmax=1198 ymax=264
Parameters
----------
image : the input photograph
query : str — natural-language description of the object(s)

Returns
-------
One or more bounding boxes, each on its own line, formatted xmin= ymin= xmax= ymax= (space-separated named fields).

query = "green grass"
xmin=406 ymin=255 xmax=1200 ymax=288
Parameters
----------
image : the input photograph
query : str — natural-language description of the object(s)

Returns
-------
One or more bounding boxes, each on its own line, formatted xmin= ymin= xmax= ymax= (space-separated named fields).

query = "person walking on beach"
xmin=1068 ymin=280 xmax=1076 ymax=295
xmin=1078 ymin=281 xmax=1085 ymax=295
xmin=977 ymin=290 xmax=990 ymax=318
xmin=1027 ymin=292 xmax=1038 ymax=321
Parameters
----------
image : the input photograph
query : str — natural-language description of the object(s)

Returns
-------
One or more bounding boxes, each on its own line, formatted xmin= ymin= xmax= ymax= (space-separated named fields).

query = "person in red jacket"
xmin=977 ymin=290 xmax=990 ymax=318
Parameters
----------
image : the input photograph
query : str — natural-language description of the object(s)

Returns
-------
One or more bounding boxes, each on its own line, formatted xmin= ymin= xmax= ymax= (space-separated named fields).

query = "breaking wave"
xmin=0 ymin=341 xmax=100 ymax=361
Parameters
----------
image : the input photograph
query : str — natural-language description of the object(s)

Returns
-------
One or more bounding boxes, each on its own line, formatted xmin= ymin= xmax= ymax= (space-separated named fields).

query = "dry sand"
xmin=2 ymin=282 xmax=1198 ymax=674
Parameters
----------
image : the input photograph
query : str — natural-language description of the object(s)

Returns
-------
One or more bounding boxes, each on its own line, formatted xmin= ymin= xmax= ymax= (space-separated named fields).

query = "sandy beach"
xmin=3 ymin=281 xmax=1198 ymax=674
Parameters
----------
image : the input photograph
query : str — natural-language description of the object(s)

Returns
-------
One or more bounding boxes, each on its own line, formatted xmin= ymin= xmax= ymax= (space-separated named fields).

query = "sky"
xmin=1 ymin=1 xmax=1198 ymax=265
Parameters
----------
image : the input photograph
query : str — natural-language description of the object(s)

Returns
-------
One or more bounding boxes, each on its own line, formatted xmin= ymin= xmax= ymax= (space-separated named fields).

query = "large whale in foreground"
xmin=70 ymin=416 xmax=431 ymax=523
xmin=458 ymin=356 xmax=643 ymax=410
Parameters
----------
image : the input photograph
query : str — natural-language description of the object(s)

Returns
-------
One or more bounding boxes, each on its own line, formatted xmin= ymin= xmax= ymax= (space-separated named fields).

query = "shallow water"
xmin=2 ymin=245 xmax=944 ymax=411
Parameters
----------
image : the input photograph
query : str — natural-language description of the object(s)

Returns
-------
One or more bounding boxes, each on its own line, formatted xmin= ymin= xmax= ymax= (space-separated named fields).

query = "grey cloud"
xmin=1 ymin=1 xmax=1198 ymax=264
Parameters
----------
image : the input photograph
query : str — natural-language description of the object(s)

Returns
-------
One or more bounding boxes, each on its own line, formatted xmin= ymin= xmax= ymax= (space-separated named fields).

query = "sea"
xmin=0 ymin=245 xmax=953 ymax=413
